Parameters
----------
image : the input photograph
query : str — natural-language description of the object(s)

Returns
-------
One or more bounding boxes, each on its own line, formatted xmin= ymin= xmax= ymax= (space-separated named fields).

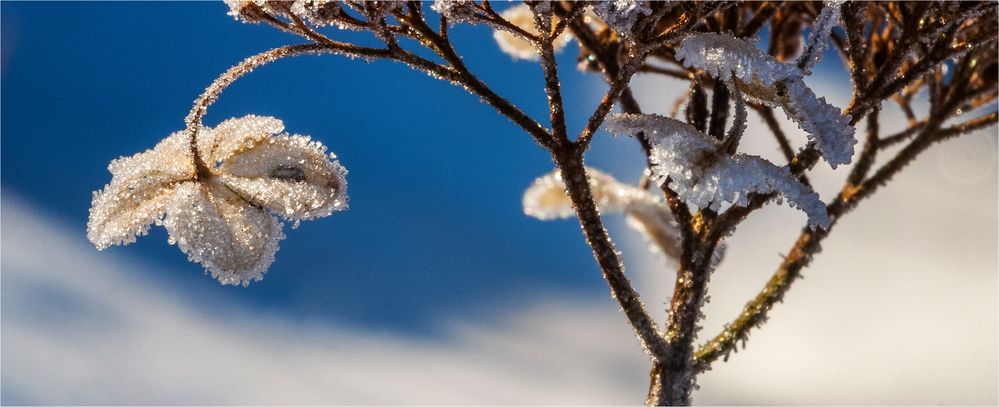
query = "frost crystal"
xmin=778 ymin=79 xmax=856 ymax=168
xmin=432 ymin=0 xmax=479 ymax=25
xmin=87 ymin=115 xmax=349 ymax=285
xmin=797 ymin=2 xmax=842 ymax=75
xmin=590 ymin=0 xmax=652 ymax=36
xmin=675 ymin=32 xmax=856 ymax=168
xmin=605 ymin=114 xmax=831 ymax=230
xmin=492 ymin=4 xmax=571 ymax=61
xmin=523 ymin=168 xmax=681 ymax=259
xmin=676 ymin=33 xmax=801 ymax=87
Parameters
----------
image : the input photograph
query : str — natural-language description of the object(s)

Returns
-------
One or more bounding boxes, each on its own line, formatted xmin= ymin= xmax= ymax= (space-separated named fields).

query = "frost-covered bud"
xmin=432 ymin=0 xmax=479 ymax=25
xmin=224 ymin=0 xmax=271 ymax=23
xmin=288 ymin=0 xmax=345 ymax=27
xmin=493 ymin=4 xmax=572 ymax=61
xmin=589 ymin=0 xmax=652 ymax=37
xmin=88 ymin=115 xmax=348 ymax=285
xmin=523 ymin=168 xmax=682 ymax=259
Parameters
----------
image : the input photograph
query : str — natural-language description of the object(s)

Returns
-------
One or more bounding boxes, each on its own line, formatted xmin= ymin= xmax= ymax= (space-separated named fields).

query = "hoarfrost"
xmin=605 ymin=114 xmax=831 ymax=230
xmin=590 ymin=0 xmax=652 ymax=36
xmin=88 ymin=115 xmax=348 ymax=285
xmin=779 ymin=79 xmax=856 ymax=168
xmin=675 ymin=32 xmax=856 ymax=168
xmin=797 ymin=2 xmax=842 ymax=74
xmin=432 ymin=0 xmax=479 ymax=25
xmin=676 ymin=33 xmax=801 ymax=87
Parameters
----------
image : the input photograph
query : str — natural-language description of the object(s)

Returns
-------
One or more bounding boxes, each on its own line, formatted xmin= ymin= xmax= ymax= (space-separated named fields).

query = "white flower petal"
xmin=523 ymin=167 xmax=682 ymax=259
xmin=87 ymin=131 xmax=195 ymax=249
xmin=780 ymin=79 xmax=856 ymax=168
xmin=197 ymin=114 xmax=285 ymax=166
xmin=606 ymin=113 xmax=831 ymax=229
xmin=676 ymin=32 xmax=801 ymax=88
xmin=162 ymin=182 xmax=285 ymax=286
xmin=625 ymin=205 xmax=683 ymax=261
xmin=220 ymin=134 xmax=348 ymax=221
xmin=493 ymin=4 xmax=571 ymax=61
xmin=523 ymin=168 xmax=655 ymax=220
xmin=675 ymin=32 xmax=856 ymax=168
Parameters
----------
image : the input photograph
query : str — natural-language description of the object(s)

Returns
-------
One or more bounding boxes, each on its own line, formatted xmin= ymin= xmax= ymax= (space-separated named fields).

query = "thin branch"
xmin=555 ymin=150 xmax=671 ymax=362
xmin=184 ymin=43 xmax=394 ymax=171
xmin=533 ymin=2 xmax=569 ymax=146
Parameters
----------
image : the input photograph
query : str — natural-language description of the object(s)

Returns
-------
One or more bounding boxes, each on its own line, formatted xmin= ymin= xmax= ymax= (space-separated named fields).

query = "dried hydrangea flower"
xmin=605 ymin=113 xmax=831 ymax=230
xmin=675 ymin=30 xmax=856 ymax=168
xmin=523 ymin=168 xmax=682 ymax=260
xmin=493 ymin=4 xmax=572 ymax=61
xmin=87 ymin=115 xmax=348 ymax=285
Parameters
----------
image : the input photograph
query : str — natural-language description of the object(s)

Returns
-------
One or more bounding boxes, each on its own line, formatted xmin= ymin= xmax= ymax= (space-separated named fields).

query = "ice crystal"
xmin=675 ymin=32 xmax=856 ymax=168
xmin=797 ymin=2 xmax=841 ymax=75
xmin=523 ymin=168 xmax=681 ymax=259
xmin=88 ymin=115 xmax=348 ymax=285
xmin=432 ymin=0 xmax=479 ymax=25
xmin=492 ymin=4 xmax=571 ymax=61
xmin=676 ymin=33 xmax=801 ymax=88
xmin=778 ymin=79 xmax=856 ymax=168
xmin=605 ymin=114 xmax=831 ymax=230
xmin=590 ymin=0 xmax=652 ymax=36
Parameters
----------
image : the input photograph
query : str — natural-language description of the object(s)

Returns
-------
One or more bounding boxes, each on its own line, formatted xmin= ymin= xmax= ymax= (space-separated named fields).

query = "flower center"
xmin=269 ymin=164 xmax=307 ymax=182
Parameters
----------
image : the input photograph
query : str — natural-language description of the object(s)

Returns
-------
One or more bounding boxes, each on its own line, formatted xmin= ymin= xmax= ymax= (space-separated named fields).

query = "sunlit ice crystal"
xmin=492 ymin=3 xmax=572 ymax=61
xmin=432 ymin=0 xmax=479 ymax=25
xmin=797 ymin=1 xmax=842 ymax=75
xmin=605 ymin=113 xmax=831 ymax=230
xmin=523 ymin=167 xmax=682 ymax=259
xmin=87 ymin=114 xmax=348 ymax=285
xmin=675 ymin=32 xmax=856 ymax=168
xmin=590 ymin=0 xmax=652 ymax=36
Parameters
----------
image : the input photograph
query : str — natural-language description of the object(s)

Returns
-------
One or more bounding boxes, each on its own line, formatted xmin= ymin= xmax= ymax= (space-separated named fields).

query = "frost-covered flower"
xmin=87 ymin=115 xmax=348 ymax=285
xmin=605 ymin=113 xmax=831 ymax=230
xmin=523 ymin=168 xmax=682 ymax=259
xmin=675 ymin=27 xmax=856 ymax=168
xmin=493 ymin=4 xmax=572 ymax=61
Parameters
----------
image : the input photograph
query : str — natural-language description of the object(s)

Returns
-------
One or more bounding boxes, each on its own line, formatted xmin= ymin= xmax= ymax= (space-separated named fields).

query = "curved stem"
xmin=183 ymin=43 xmax=394 ymax=173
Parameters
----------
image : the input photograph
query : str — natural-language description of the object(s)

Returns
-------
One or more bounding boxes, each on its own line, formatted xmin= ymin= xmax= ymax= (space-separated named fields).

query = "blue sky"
xmin=1 ymin=2 xmax=651 ymax=333
xmin=2 ymin=3 xmax=996 ymax=404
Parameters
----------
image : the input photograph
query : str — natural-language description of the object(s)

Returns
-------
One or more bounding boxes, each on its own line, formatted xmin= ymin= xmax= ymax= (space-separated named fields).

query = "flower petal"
xmin=219 ymin=134 xmax=348 ymax=221
xmin=162 ymin=182 xmax=285 ymax=286
xmin=524 ymin=167 xmax=682 ymax=259
xmin=493 ymin=4 xmax=572 ymax=61
xmin=87 ymin=131 xmax=195 ymax=249
xmin=606 ymin=113 xmax=831 ymax=229
xmin=196 ymin=114 xmax=285 ymax=166
xmin=523 ymin=167 xmax=654 ymax=220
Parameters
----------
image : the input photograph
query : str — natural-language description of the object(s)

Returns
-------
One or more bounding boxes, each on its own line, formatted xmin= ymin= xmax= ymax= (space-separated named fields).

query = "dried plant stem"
xmin=556 ymin=149 xmax=671 ymax=361
xmin=183 ymin=43 xmax=392 ymax=174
